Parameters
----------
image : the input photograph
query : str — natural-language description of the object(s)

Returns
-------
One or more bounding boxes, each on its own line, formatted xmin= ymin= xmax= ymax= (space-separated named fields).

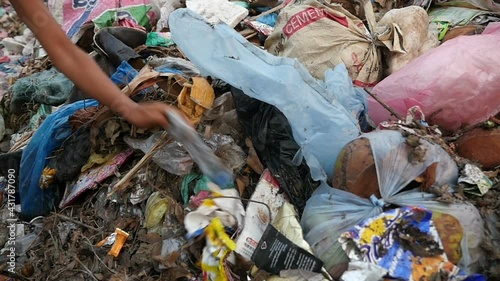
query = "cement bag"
xmin=368 ymin=22 xmax=500 ymax=132
xmin=302 ymin=130 xmax=484 ymax=275
xmin=374 ymin=6 xmax=439 ymax=75
xmin=265 ymin=0 xmax=382 ymax=87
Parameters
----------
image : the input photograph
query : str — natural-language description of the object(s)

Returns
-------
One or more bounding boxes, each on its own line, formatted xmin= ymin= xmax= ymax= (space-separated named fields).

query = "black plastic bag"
xmin=93 ymin=27 xmax=145 ymax=68
xmin=47 ymin=127 xmax=92 ymax=183
xmin=231 ymin=87 xmax=318 ymax=213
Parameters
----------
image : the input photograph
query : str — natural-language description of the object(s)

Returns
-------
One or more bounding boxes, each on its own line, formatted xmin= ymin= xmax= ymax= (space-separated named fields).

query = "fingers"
xmin=163 ymin=106 xmax=194 ymax=129
xmin=128 ymin=102 xmax=193 ymax=130
xmin=154 ymin=106 xmax=170 ymax=129
xmin=138 ymin=103 xmax=173 ymax=129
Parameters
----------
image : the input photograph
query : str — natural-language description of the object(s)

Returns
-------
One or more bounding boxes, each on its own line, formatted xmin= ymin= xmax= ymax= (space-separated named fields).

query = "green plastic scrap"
xmin=181 ymin=173 xmax=234 ymax=204
xmin=146 ymin=32 xmax=175 ymax=47
xmin=181 ymin=173 xmax=201 ymax=205
xmin=93 ymin=5 xmax=153 ymax=30
xmin=429 ymin=7 xmax=495 ymax=40
xmin=483 ymin=120 xmax=496 ymax=128
xmin=437 ymin=22 xmax=450 ymax=40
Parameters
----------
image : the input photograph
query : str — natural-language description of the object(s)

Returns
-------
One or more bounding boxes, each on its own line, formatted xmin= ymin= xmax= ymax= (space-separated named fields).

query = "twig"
xmin=108 ymin=131 xmax=171 ymax=196
xmin=48 ymin=230 xmax=60 ymax=258
xmin=490 ymin=115 xmax=500 ymax=125
xmin=364 ymin=88 xmax=403 ymax=120
xmin=176 ymin=46 xmax=187 ymax=60
xmin=74 ymin=255 xmax=99 ymax=281
xmin=82 ymin=236 xmax=117 ymax=274
xmin=48 ymin=267 xmax=67 ymax=280
xmin=53 ymin=213 xmax=101 ymax=232
xmin=442 ymin=114 xmax=500 ymax=142
xmin=428 ymin=108 xmax=443 ymax=120
xmin=244 ymin=32 xmax=258 ymax=40
xmin=8 ymin=131 xmax=34 ymax=152
xmin=442 ymin=122 xmax=483 ymax=142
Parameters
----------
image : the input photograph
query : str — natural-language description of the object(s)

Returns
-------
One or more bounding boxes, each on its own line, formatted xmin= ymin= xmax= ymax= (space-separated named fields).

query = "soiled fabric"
xmin=11 ymin=68 xmax=73 ymax=113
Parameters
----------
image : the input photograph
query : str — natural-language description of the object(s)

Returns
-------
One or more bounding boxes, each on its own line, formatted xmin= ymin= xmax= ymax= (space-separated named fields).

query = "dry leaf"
xmin=236 ymin=175 xmax=249 ymax=196
xmin=138 ymin=232 xmax=162 ymax=244
xmin=111 ymin=131 xmax=121 ymax=145
xmin=162 ymin=266 xmax=192 ymax=280
xmin=173 ymin=202 xmax=185 ymax=223
xmin=105 ymin=120 xmax=120 ymax=139
xmin=154 ymin=251 xmax=181 ymax=268
xmin=246 ymin=138 xmax=264 ymax=174
xmin=422 ymin=162 xmax=438 ymax=191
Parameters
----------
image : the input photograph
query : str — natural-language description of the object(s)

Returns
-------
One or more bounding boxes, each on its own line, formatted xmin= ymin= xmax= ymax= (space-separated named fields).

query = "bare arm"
xmin=9 ymin=0 xmax=171 ymax=129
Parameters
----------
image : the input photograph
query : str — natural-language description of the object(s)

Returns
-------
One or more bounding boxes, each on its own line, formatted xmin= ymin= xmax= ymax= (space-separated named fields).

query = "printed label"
xmin=251 ymin=225 xmax=323 ymax=274
xmin=283 ymin=8 xmax=348 ymax=38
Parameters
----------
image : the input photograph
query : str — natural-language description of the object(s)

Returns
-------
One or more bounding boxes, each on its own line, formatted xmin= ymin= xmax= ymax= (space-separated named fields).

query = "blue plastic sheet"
xmin=324 ymin=64 xmax=369 ymax=130
xmin=20 ymin=100 xmax=99 ymax=219
xmin=148 ymin=57 xmax=201 ymax=77
xmin=256 ymin=13 xmax=278 ymax=27
xmin=111 ymin=61 xmax=139 ymax=85
xmin=169 ymin=9 xmax=361 ymax=180
xmin=111 ymin=61 xmax=184 ymax=86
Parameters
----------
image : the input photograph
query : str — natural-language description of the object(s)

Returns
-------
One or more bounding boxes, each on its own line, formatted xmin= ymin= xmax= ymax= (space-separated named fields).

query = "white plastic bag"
xmin=302 ymin=130 xmax=484 ymax=274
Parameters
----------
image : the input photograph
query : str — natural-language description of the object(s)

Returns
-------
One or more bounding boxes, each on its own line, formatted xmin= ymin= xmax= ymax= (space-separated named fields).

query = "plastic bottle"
xmin=165 ymin=110 xmax=234 ymax=188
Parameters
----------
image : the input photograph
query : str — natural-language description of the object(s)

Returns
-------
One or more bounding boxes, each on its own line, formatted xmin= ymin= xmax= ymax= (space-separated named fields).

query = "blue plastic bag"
xmin=111 ymin=60 xmax=185 ymax=86
xmin=256 ymin=13 xmax=278 ymax=27
xmin=20 ymin=100 xmax=99 ymax=219
xmin=111 ymin=61 xmax=139 ymax=85
xmin=169 ymin=9 xmax=362 ymax=180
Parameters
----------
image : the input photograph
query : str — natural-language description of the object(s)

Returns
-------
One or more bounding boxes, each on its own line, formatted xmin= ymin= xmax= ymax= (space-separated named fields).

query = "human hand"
xmin=122 ymin=102 xmax=183 ymax=129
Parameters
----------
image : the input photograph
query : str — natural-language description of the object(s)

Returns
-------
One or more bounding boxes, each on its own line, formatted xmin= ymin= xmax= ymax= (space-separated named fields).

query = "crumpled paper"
xmin=458 ymin=164 xmax=493 ymax=196
xmin=184 ymin=183 xmax=245 ymax=238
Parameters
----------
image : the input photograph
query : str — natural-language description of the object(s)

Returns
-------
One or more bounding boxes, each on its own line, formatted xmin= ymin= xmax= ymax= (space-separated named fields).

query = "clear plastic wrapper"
xmin=165 ymin=110 xmax=234 ymax=188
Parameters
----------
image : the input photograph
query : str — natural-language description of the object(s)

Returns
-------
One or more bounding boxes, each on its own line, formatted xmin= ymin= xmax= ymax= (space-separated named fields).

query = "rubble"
xmin=1 ymin=0 xmax=500 ymax=280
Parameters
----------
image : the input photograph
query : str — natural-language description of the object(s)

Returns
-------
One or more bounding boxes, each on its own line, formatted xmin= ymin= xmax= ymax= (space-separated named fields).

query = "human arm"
xmin=9 ymin=0 xmax=172 ymax=129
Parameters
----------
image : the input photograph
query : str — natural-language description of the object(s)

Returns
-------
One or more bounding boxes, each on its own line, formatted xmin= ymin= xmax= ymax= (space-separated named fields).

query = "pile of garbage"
xmin=1 ymin=0 xmax=500 ymax=280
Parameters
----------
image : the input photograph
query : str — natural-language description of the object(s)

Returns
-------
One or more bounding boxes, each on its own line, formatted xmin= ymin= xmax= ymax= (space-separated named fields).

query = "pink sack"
xmin=368 ymin=23 xmax=500 ymax=132
xmin=48 ymin=0 xmax=153 ymax=40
